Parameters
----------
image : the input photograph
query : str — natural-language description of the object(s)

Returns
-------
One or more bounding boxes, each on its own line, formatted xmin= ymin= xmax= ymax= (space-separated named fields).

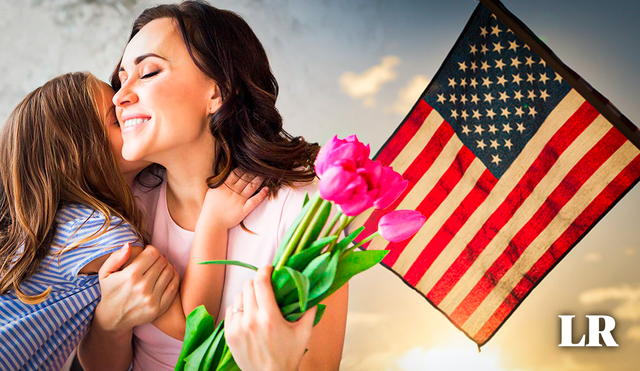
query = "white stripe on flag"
xmin=367 ymin=123 xmax=464 ymax=255
xmin=392 ymin=157 xmax=485 ymax=273
xmin=439 ymin=113 xmax=614 ymax=314
xmin=462 ymin=139 xmax=640 ymax=336
xmin=351 ymin=107 xmax=444 ymax=231
xmin=414 ymin=89 xmax=585 ymax=294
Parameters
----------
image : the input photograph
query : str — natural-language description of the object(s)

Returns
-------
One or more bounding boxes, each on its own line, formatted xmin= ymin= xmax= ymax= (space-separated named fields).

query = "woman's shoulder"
xmin=274 ymin=180 xmax=318 ymax=211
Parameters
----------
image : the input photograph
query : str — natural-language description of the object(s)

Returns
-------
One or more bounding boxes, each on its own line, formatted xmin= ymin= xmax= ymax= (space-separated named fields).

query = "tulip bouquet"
xmin=175 ymin=136 xmax=426 ymax=371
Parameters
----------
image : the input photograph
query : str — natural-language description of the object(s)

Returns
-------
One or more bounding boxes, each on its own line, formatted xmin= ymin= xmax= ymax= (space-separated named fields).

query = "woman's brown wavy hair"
xmin=0 ymin=72 xmax=145 ymax=304
xmin=110 ymin=0 xmax=319 ymax=196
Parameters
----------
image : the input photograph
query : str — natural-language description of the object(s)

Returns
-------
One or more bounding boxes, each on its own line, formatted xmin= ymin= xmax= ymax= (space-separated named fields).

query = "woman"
xmin=79 ymin=2 xmax=348 ymax=371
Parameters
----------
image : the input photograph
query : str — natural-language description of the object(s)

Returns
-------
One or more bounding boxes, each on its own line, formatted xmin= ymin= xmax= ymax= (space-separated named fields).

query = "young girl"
xmin=0 ymin=71 xmax=265 ymax=370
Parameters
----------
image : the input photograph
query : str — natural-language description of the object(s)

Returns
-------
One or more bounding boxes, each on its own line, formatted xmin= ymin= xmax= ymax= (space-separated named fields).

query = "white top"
xmin=131 ymin=171 xmax=315 ymax=371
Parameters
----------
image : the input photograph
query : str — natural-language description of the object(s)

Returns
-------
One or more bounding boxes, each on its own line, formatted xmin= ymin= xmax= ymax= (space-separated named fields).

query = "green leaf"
xmin=272 ymin=192 xmax=317 ymax=265
xmin=200 ymin=323 xmax=226 ymax=371
xmin=306 ymin=253 xmax=339 ymax=301
xmin=272 ymin=267 xmax=297 ymax=304
xmin=334 ymin=226 xmax=365 ymax=254
xmin=175 ymin=306 xmax=215 ymax=371
xmin=280 ymin=301 xmax=302 ymax=317
xmin=285 ymin=311 xmax=303 ymax=322
xmin=283 ymin=304 xmax=326 ymax=325
xmin=287 ymin=236 xmax=336 ymax=271
xmin=309 ymin=250 xmax=388 ymax=308
xmin=313 ymin=304 xmax=327 ymax=326
xmin=296 ymin=200 xmax=332 ymax=253
xmin=198 ymin=260 xmax=258 ymax=271
xmin=285 ymin=267 xmax=310 ymax=312
xmin=183 ymin=327 xmax=217 ymax=371
xmin=215 ymin=347 xmax=239 ymax=371
xmin=302 ymin=192 xmax=310 ymax=207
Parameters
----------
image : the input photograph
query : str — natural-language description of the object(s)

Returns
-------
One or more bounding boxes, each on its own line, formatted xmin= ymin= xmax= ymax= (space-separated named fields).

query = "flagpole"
xmin=478 ymin=0 xmax=640 ymax=150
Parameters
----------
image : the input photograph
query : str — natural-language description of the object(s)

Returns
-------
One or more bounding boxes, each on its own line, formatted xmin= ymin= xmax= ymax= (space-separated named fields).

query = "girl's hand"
xmin=224 ymin=266 xmax=317 ymax=371
xmin=198 ymin=169 xmax=268 ymax=230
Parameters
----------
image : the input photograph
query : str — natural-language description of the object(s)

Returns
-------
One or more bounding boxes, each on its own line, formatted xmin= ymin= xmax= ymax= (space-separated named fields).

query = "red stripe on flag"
xmin=472 ymin=153 xmax=640 ymax=345
xmin=376 ymin=99 xmax=433 ymax=166
xmin=449 ymin=127 xmax=627 ymax=324
xmin=361 ymin=119 xmax=454 ymax=244
xmin=426 ymin=101 xmax=599 ymax=305
xmin=403 ymin=169 xmax=498 ymax=285
xmin=383 ymin=145 xmax=476 ymax=268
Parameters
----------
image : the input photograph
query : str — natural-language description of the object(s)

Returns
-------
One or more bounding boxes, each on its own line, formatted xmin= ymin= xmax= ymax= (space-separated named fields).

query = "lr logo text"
xmin=558 ymin=315 xmax=618 ymax=347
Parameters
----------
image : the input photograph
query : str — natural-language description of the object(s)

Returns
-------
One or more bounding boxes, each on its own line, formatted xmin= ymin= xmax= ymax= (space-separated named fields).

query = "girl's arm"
xmin=150 ymin=170 xmax=268 ymax=340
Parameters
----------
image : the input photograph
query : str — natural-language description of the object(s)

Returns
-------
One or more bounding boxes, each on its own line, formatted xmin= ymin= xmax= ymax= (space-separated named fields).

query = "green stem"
xmin=275 ymin=192 xmax=323 ymax=270
xmin=198 ymin=260 xmax=258 ymax=271
xmin=323 ymin=209 xmax=343 ymax=238
xmin=349 ymin=231 xmax=380 ymax=251
xmin=328 ymin=215 xmax=355 ymax=253
xmin=296 ymin=200 xmax=331 ymax=254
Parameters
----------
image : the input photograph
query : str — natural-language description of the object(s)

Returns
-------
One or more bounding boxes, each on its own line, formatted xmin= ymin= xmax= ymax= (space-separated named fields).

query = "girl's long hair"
xmin=111 ymin=1 xmax=320 ymax=196
xmin=0 ymin=72 xmax=145 ymax=304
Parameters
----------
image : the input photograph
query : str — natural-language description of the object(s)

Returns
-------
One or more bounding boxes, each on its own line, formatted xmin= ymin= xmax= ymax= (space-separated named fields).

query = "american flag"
xmin=350 ymin=0 xmax=640 ymax=346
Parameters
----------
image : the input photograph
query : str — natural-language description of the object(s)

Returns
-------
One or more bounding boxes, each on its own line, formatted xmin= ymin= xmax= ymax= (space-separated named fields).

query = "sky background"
xmin=1 ymin=0 xmax=639 ymax=370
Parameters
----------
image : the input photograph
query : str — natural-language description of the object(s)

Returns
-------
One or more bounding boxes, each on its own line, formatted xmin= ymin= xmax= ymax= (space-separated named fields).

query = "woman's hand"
xmin=78 ymin=243 xmax=180 ymax=371
xmin=224 ymin=266 xmax=317 ymax=371
xmin=197 ymin=169 xmax=268 ymax=231
xmin=94 ymin=243 xmax=180 ymax=335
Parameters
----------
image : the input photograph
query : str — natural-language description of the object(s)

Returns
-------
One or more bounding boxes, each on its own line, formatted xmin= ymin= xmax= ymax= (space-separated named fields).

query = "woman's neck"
xmin=158 ymin=137 xmax=216 ymax=231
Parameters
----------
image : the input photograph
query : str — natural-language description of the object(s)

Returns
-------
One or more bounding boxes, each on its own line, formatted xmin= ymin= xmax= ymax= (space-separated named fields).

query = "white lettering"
xmin=586 ymin=315 xmax=618 ymax=347
xmin=559 ymin=315 xmax=585 ymax=347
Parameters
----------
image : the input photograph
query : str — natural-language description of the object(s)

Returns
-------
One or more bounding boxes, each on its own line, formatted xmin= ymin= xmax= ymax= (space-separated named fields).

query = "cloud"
xmin=339 ymin=55 xmax=400 ymax=107
xmin=627 ymin=325 xmax=640 ymax=341
xmin=535 ymin=356 xmax=603 ymax=371
xmin=346 ymin=312 xmax=385 ymax=327
xmin=579 ymin=283 xmax=640 ymax=321
xmin=392 ymin=347 xmax=522 ymax=371
xmin=583 ymin=252 xmax=602 ymax=262
xmin=389 ymin=75 xmax=430 ymax=115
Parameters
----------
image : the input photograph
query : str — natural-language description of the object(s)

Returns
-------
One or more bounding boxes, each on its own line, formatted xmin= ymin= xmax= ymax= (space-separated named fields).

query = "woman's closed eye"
xmin=141 ymin=70 xmax=161 ymax=79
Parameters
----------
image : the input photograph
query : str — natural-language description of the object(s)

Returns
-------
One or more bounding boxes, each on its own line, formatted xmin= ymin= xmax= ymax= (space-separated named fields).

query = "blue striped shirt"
xmin=0 ymin=203 xmax=143 ymax=371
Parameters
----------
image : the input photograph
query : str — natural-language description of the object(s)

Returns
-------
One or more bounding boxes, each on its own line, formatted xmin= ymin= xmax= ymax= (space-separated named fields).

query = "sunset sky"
xmin=1 ymin=0 xmax=639 ymax=370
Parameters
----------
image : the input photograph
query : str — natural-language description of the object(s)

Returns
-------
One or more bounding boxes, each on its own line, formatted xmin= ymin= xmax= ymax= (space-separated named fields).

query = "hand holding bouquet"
xmin=175 ymin=135 xmax=426 ymax=371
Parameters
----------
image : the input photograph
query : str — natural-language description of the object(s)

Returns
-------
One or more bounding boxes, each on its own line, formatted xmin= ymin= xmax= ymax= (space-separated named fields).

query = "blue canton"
xmin=423 ymin=5 xmax=572 ymax=178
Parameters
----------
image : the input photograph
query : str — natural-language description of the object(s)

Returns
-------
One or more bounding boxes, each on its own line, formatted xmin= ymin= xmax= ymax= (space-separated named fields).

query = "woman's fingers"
xmin=141 ymin=252 xmax=169 ymax=284
xmin=252 ymin=266 xmax=280 ymax=317
xmin=227 ymin=292 xmax=244 ymax=330
xmin=242 ymin=279 xmax=259 ymax=316
xmin=152 ymin=261 xmax=176 ymax=294
xmin=125 ymin=245 xmax=162 ymax=278
xmin=158 ymin=269 xmax=180 ymax=315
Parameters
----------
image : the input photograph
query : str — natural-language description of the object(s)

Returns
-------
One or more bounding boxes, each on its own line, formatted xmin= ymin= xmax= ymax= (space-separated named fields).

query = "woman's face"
xmin=96 ymin=80 xmax=149 ymax=176
xmin=112 ymin=17 xmax=221 ymax=164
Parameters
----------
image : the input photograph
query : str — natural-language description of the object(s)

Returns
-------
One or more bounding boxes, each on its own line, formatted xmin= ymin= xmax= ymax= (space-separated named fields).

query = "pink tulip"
xmin=372 ymin=165 xmax=408 ymax=210
xmin=315 ymin=135 xmax=370 ymax=177
xmin=378 ymin=210 xmax=426 ymax=242
xmin=316 ymin=135 xmax=410 ymax=216
xmin=319 ymin=165 xmax=373 ymax=215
